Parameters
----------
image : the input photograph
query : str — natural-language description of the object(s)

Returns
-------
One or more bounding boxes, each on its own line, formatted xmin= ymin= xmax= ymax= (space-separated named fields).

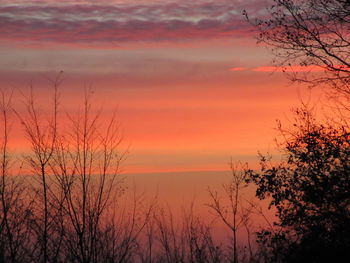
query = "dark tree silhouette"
xmin=150 ymin=203 xmax=223 ymax=263
xmin=0 ymin=90 xmax=36 ymax=263
xmin=208 ymin=162 xmax=255 ymax=263
xmin=246 ymin=0 xmax=350 ymax=94
xmin=247 ymin=108 xmax=350 ymax=262
xmin=246 ymin=4 xmax=350 ymax=259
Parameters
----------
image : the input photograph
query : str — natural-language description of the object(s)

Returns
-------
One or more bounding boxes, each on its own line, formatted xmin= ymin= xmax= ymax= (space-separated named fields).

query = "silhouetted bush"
xmin=248 ymin=108 xmax=350 ymax=262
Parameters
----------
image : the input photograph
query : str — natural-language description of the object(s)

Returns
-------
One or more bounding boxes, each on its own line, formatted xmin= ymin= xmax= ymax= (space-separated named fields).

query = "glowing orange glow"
xmin=0 ymin=0 xmax=316 ymax=230
xmin=229 ymin=67 xmax=248 ymax=71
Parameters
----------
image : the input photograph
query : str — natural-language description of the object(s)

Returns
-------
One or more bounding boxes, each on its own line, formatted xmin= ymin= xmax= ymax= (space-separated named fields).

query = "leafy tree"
xmin=247 ymin=108 xmax=350 ymax=262
xmin=246 ymin=3 xmax=350 ymax=258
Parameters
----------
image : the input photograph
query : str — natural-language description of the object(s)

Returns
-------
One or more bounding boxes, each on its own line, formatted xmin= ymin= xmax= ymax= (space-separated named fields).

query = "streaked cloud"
xmin=229 ymin=65 xmax=343 ymax=73
xmin=229 ymin=67 xmax=247 ymax=71
xmin=0 ymin=0 xmax=266 ymax=47
xmin=253 ymin=65 xmax=326 ymax=72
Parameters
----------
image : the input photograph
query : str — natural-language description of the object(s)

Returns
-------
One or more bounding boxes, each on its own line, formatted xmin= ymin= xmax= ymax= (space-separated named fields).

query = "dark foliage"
xmin=248 ymin=109 xmax=350 ymax=262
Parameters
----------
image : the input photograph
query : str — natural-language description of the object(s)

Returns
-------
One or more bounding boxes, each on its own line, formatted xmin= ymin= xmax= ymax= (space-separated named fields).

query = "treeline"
xmin=2 ymin=0 xmax=350 ymax=261
xmin=1 ymin=84 xmax=349 ymax=263
xmin=0 ymin=86 xmax=265 ymax=263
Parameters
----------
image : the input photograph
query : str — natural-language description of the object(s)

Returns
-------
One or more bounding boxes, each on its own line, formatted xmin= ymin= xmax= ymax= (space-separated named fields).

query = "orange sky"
xmin=0 ymin=0 xmax=322 ymax=224
xmin=0 ymin=42 xmax=309 ymax=174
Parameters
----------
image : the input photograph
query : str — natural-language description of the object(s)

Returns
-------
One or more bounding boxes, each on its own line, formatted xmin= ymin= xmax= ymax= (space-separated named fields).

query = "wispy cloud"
xmin=253 ymin=65 xmax=326 ymax=72
xmin=229 ymin=65 xmax=340 ymax=73
xmin=0 ymin=0 xmax=266 ymax=46
xmin=229 ymin=67 xmax=247 ymax=71
xmin=253 ymin=65 xmax=350 ymax=72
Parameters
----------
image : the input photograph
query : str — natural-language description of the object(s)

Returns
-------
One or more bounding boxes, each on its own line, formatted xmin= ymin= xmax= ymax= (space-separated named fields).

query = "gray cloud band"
xmin=0 ymin=1 xmax=263 ymax=44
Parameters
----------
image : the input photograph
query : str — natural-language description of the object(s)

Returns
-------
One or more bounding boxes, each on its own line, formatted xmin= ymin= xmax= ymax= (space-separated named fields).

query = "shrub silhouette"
xmin=247 ymin=108 xmax=350 ymax=262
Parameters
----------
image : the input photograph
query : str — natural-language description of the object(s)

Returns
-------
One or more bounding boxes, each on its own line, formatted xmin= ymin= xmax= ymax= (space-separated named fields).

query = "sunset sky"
xmin=0 ymin=2 xmax=347 ymax=259
xmin=0 ymin=0 xmax=314 ymax=199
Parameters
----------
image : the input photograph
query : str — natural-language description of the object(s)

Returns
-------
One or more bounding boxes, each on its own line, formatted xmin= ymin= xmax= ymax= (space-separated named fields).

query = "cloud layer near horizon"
xmin=0 ymin=0 xmax=265 ymax=46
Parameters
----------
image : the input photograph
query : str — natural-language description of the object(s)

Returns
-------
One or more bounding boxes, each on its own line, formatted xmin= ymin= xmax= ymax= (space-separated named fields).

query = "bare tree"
xmin=207 ymin=161 xmax=254 ymax=263
xmin=49 ymin=90 xmax=124 ymax=263
xmin=0 ymin=90 xmax=14 ymax=262
xmin=0 ymin=81 xmax=250 ymax=263
xmin=106 ymin=190 xmax=155 ymax=263
xmin=16 ymin=81 xmax=60 ymax=263
xmin=10 ymin=79 xmax=163 ymax=263
xmin=181 ymin=203 xmax=223 ymax=263
xmin=152 ymin=203 xmax=223 ymax=263
xmin=137 ymin=205 xmax=157 ymax=263
xmin=245 ymin=0 xmax=350 ymax=95
xmin=0 ymin=90 xmax=37 ymax=263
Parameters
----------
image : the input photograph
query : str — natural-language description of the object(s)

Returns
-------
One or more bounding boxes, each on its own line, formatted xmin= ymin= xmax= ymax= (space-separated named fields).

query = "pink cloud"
xmin=229 ymin=67 xmax=248 ymax=71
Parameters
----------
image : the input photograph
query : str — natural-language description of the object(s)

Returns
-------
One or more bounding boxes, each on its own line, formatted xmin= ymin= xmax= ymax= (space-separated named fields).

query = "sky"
xmin=0 ymin=0 xmax=314 ymax=208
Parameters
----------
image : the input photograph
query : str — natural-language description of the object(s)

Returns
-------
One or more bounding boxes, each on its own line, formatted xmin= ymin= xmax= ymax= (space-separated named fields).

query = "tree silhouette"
xmin=247 ymin=108 xmax=350 ymax=262
xmin=0 ymin=90 xmax=37 ymax=263
xmin=246 ymin=3 xmax=350 ymax=259
xmin=208 ymin=162 xmax=255 ymax=263
xmin=149 ymin=203 xmax=223 ymax=263
xmin=50 ymin=91 xmax=124 ymax=263
xmin=245 ymin=0 xmax=350 ymax=94
xmin=16 ymin=84 xmax=59 ymax=263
